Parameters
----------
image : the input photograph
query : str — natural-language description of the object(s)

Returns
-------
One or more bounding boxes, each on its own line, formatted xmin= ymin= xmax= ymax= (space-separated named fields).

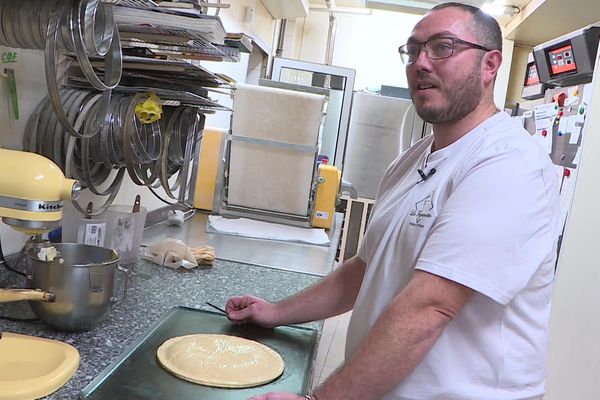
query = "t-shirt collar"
xmin=426 ymin=111 xmax=506 ymax=164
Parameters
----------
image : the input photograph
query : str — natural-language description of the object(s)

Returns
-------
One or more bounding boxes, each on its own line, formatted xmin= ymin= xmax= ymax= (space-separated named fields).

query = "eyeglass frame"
xmin=398 ymin=36 xmax=494 ymax=65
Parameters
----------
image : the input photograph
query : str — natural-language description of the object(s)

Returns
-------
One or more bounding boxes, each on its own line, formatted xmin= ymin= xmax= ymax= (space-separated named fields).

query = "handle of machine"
xmin=0 ymin=288 xmax=55 ymax=303
xmin=340 ymin=179 xmax=358 ymax=199
xmin=111 ymin=264 xmax=131 ymax=306
xmin=132 ymin=194 xmax=141 ymax=213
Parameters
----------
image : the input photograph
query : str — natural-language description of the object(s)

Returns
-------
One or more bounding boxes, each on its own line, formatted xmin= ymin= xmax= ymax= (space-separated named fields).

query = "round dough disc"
xmin=157 ymin=334 xmax=285 ymax=388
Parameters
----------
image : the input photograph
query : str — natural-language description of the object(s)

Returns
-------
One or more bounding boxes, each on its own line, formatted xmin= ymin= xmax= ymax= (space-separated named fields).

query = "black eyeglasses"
xmin=398 ymin=37 xmax=494 ymax=65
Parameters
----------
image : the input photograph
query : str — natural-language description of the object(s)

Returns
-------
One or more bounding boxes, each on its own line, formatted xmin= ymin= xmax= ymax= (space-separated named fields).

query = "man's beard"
xmin=413 ymin=66 xmax=483 ymax=124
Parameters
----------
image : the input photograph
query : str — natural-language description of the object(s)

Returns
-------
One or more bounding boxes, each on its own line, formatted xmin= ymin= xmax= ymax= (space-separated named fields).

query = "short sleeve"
xmin=415 ymin=146 xmax=559 ymax=305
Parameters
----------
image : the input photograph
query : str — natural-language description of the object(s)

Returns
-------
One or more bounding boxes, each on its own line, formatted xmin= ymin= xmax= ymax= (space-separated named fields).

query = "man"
xmin=226 ymin=3 xmax=560 ymax=399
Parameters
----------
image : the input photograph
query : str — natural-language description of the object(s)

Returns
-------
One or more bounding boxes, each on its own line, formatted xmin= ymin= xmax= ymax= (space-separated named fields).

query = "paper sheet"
xmin=207 ymin=215 xmax=330 ymax=246
xmin=559 ymin=170 xmax=577 ymax=230
xmin=573 ymin=147 xmax=583 ymax=166
xmin=565 ymin=88 xmax=579 ymax=106
xmin=567 ymin=114 xmax=585 ymax=144
xmin=533 ymin=103 xmax=558 ymax=154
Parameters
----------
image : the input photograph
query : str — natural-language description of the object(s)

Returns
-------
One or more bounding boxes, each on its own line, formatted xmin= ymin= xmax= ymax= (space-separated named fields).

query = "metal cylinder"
xmin=275 ymin=18 xmax=288 ymax=58
xmin=325 ymin=2 xmax=337 ymax=65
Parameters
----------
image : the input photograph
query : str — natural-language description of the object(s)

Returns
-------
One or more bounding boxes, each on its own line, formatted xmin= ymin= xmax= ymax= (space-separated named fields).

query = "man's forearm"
xmin=275 ymin=256 xmax=366 ymax=326
xmin=313 ymin=272 xmax=472 ymax=399
xmin=316 ymin=303 xmax=447 ymax=399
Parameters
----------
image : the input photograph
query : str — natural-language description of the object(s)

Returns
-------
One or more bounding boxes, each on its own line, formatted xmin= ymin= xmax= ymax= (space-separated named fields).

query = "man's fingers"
xmin=227 ymin=295 xmax=257 ymax=311
xmin=228 ymin=304 xmax=255 ymax=322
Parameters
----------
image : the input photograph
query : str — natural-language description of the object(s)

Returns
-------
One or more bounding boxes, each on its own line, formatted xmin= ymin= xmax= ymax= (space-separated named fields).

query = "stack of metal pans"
xmin=7 ymin=0 xmax=232 ymax=212
xmin=25 ymin=89 xmax=204 ymax=214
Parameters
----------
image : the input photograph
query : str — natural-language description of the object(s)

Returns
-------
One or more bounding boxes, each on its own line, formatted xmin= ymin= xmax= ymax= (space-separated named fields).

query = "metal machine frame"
xmin=217 ymin=134 xmax=321 ymax=228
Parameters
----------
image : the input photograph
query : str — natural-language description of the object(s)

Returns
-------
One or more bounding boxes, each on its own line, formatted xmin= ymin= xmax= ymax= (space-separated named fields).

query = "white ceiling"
xmin=505 ymin=0 xmax=600 ymax=46
xmin=308 ymin=0 xmax=600 ymax=46
xmin=308 ymin=1 xmax=530 ymax=30
xmin=310 ymin=0 xmax=530 ymax=20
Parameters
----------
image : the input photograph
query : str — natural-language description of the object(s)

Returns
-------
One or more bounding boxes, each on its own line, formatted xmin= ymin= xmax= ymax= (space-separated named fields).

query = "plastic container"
xmin=100 ymin=205 xmax=148 ymax=265
xmin=61 ymin=201 xmax=107 ymax=246
xmin=61 ymin=200 xmax=147 ymax=264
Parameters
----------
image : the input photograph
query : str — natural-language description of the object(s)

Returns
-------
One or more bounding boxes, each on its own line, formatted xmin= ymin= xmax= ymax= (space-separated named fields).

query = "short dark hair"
xmin=431 ymin=2 xmax=503 ymax=53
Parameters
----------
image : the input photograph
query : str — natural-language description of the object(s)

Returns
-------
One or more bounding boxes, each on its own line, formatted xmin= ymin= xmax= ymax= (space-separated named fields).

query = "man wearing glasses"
xmin=231 ymin=3 xmax=560 ymax=399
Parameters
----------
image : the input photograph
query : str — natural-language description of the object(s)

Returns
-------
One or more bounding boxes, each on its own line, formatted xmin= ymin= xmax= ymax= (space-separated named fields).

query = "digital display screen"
xmin=548 ymin=44 xmax=577 ymax=76
xmin=524 ymin=62 xmax=540 ymax=86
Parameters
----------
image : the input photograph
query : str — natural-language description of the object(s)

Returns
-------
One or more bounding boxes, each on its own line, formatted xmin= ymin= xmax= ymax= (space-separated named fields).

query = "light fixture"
xmin=309 ymin=5 xmax=373 ymax=15
xmin=481 ymin=2 xmax=520 ymax=17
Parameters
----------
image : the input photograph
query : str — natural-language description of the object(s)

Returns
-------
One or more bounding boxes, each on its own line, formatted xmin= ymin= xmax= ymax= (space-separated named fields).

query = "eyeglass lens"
xmin=399 ymin=38 xmax=455 ymax=64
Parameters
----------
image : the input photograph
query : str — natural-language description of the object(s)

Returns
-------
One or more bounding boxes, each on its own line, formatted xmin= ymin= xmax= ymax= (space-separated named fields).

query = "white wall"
xmin=292 ymin=9 xmax=421 ymax=90
xmin=0 ymin=48 xmax=47 ymax=149
xmin=0 ymin=48 xmax=50 ymax=254
xmin=217 ymin=0 xmax=275 ymax=45
xmin=292 ymin=11 xmax=330 ymax=64
xmin=544 ymin=55 xmax=600 ymax=400
xmin=495 ymin=38 xmax=515 ymax=109
xmin=505 ymin=44 xmax=533 ymax=109
xmin=333 ymin=10 xmax=421 ymax=90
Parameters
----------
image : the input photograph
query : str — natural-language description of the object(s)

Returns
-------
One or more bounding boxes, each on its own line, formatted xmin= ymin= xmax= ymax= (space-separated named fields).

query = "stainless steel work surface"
xmin=80 ymin=306 xmax=319 ymax=399
xmin=142 ymin=212 xmax=342 ymax=276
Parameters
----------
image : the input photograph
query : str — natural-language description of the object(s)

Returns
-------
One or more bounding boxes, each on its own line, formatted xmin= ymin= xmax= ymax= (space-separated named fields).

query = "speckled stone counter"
xmin=0 ymin=258 xmax=322 ymax=399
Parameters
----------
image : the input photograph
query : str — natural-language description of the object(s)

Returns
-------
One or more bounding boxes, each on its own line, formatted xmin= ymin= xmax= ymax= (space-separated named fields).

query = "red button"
xmin=542 ymin=129 xmax=547 ymax=137
xmin=564 ymin=168 xmax=571 ymax=177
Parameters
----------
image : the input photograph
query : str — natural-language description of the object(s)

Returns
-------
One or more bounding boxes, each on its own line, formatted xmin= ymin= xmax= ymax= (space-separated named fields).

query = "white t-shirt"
xmin=346 ymin=112 xmax=561 ymax=400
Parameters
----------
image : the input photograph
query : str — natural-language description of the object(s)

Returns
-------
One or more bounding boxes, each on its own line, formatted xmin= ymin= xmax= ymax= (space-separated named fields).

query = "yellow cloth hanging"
xmin=135 ymin=93 xmax=163 ymax=124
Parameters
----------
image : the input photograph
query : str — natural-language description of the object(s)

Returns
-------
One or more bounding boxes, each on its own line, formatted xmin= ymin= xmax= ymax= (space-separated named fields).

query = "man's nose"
xmin=411 ymin=46 xmax=433 ymax=71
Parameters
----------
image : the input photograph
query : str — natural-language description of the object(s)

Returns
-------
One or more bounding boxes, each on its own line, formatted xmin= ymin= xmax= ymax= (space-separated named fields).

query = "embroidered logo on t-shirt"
xmin=409 ymin=192 xmax=434 ymax=228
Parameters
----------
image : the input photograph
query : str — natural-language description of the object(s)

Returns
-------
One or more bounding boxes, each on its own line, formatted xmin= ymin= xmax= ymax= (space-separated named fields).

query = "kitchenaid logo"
xmin=0 ymin=196 xmax=64 ymax=212
xmin=38 ymin=203 xmax=63 ymax=211
xmin=409 ymin=192 xmax=434 ymax=228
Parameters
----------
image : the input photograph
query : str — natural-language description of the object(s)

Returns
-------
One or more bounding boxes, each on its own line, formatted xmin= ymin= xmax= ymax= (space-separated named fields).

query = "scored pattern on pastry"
xmin=157 ymin=334 xmax=284 ymax=388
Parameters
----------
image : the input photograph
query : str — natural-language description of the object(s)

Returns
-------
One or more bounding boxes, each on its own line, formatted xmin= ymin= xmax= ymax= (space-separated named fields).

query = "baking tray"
xmin=79 ymin=306 xmax=320 ymax=399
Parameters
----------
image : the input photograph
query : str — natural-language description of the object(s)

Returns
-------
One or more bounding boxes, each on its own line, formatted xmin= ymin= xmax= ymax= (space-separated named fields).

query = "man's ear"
xmin=482 ymin=50 xmax=503 ymax=85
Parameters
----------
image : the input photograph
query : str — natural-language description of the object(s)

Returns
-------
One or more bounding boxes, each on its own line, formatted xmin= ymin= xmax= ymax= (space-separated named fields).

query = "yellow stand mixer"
xmin=0 ymin=148 xmax=80 ymax=303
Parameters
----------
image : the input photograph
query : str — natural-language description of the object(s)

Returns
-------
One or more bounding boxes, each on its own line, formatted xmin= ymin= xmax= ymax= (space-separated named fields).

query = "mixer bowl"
xmin=26 ymin=243 xmax=120 ymax=331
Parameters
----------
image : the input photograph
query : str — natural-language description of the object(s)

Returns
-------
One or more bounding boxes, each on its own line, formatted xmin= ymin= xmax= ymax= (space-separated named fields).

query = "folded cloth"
xmin=207 ymin=215 xmax=330 ymax=245
xmin=143 ymin=238 xmax=215 ymax=269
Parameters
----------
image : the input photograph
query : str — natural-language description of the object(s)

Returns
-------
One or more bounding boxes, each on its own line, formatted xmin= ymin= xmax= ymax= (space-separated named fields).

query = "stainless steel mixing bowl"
xmin=26 ymin=243 xmax=120 ymax=331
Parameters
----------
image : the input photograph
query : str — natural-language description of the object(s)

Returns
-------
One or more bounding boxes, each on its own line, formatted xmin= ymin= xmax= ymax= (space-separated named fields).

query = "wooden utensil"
xmin=0 ymin=288 xmax=55 ymax=303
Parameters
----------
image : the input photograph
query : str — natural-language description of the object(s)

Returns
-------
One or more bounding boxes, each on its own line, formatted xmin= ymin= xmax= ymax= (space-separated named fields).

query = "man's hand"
xmin=226 ymin=295 xmax=280 ymax=328
xmin=248 ymin=392 xmax=304 ymax=400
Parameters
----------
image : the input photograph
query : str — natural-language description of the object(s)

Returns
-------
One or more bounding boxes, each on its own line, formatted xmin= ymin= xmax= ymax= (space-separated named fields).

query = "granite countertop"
xmin=0 ymin=258 xmax=322 ymax=399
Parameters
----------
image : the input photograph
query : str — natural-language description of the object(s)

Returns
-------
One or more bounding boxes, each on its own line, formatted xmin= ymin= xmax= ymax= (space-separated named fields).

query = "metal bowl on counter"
xmin=26 ymin=243 xmax=123 ymax=331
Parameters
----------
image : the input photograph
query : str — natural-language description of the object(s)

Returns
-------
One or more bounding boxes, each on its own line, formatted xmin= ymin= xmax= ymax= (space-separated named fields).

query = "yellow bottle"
xmin=311 ymin=164 xmax=341 ymax=229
